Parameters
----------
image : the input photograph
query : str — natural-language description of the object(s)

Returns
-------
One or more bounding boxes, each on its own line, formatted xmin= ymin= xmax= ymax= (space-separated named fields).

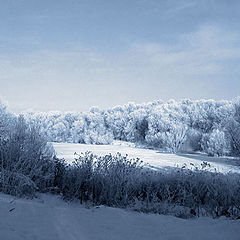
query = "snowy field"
xmin=1 ymin=192 xmax=240 ymax=240
xmin=53 ymin=141 xmax=240 ymax=174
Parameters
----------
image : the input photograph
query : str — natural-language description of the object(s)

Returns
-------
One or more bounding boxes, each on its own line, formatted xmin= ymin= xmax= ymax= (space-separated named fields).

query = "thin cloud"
xmin=0 ymin=25 xmax=239 ymax=82
xmin=121 ymin=25 xmax=240 ymax=78
xmin=0 ymin=24 xmax=239 ymax=112
xmin=163 ymin=0 xmax=196 ymax=19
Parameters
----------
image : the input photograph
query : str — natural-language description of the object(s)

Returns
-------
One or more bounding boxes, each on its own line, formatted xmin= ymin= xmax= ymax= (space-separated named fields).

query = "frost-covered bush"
xmin=0 ymin=170 xmax=36 ymax=197
xmin=61 ymin=152 xmax=143 ymax=205
xmin=58 ymin=152 xmax=240 ymax=218
xmin=0 ymin=109 xmax=59 ymax=196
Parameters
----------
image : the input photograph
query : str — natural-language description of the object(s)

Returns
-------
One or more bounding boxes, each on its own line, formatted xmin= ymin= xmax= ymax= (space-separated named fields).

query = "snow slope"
xmin=53 ymin=142 xmax=240 ymax=173
xmin=0 ymin=192 xmax=240 ymax=240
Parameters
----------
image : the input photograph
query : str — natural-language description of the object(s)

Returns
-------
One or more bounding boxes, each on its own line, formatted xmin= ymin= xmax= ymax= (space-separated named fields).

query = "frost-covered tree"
xmin=105 ymin=105 xmax=132 ymax=141
xmin=203 ymin=129 xmax=230 ymax=156
xmin=70 ymin=108 xmax=114 ymax=145
xmin=186 ymin=128 xmax=202 ymax=151
xmin=164 ymin=122 xmax=188 ymax=153
xmin=145 ymin=102 xmax=189 ymax=152
xmin=125 ymin=109 xmax=149 ymax=143
xmin=72 ymin=118 xmax=86 ymax=143
xmin=226 ymin=119 xmax=240 ymax=156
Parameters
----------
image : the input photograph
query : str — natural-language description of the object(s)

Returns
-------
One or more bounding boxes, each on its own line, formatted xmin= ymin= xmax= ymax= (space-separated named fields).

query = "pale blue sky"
xmin=0 ymin=0 xmax=240 ymax=112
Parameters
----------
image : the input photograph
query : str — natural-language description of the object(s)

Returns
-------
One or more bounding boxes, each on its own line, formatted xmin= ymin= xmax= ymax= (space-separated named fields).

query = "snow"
xmin=0 ymin=192 xmax=239 ymax=240
xmin=53 ymin=141 xmax=240 ymax=173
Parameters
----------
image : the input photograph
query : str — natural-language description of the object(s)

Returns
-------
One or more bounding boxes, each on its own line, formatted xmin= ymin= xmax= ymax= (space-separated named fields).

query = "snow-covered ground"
xmin=53 ymin=141 xmax=240 ymax=173
xmin=0 ymin=192 xmax=240 ymax=240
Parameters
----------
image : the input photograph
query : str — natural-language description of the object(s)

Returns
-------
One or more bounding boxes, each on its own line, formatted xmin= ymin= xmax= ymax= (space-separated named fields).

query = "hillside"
xmin=1 ymin=192 xmax=240 ymax=240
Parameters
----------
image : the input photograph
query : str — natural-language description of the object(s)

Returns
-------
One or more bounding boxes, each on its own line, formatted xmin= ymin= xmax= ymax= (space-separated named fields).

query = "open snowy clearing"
xmin=0 ymin=192 xmax=239 ymax=240
xmin=53 ymin=141 xmax=240 ymax=173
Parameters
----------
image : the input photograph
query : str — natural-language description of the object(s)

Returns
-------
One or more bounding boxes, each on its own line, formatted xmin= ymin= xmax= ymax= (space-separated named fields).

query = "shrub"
xmin=0 ymin=115 xmax=58 ymax=196
xmin=0 ymin=169 xmax=36 ymax=197
xmin=58 ymin=152 xmax=240 ymax=218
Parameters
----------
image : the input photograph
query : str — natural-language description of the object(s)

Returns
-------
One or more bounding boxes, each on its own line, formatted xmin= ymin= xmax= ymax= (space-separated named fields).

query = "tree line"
xmin=22 ymin=98 xmax=240 ymax=156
